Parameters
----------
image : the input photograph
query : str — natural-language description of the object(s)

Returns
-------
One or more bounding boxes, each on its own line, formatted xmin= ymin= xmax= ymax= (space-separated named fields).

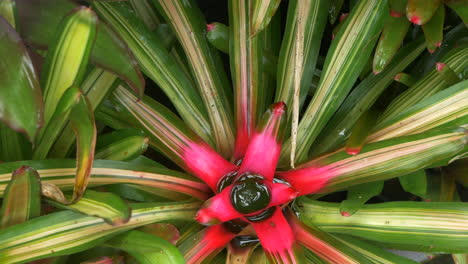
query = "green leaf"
xmin=49 ymin=67 xmax=119 ymax=158
xmin=250 ymin=0 xmax=281 ymax=36
xmin=394 ymin=72 xmax=416 ymax=87
xmin=34 ymin=85 xmax=85 ymax=160
xmin=445 ymin=0 xmax=468 ymax=26
xmin=328 ymin=0 xmax=344 ymax=24
xmin=129 ymin=0 xmax=161 ymax=30
xmin=379 ymin=45 xmax=468 ymax=123
xmin=0 ymin=200 xmax=200 ymax=263
xmin=229 ymin=0 xmax=276 ymax=159
xmin=0 ymin=160 xmax=210 ymax=200
xmin=340 ymin=181 xmax=384 ymax=217
xmin=292 ymin=126 xmax=467 ymax=194
xmin=92 ymin=1 xmax=214 ymax=146
xmin=373 ymin=15 xmax=410 ymax=74
xmin=0 ymin=124 xmax=31 ymax=162
xmin=40 ymin=7 xmax=97 ymax=125
xmin=206 ymin=22 xmax=229 ymax=53
xmin=406 ymin=0 xmax=441 ymax=25
xmin=281 ymin=0 xmax=388 ymax=165
xmin=287 ymin=211 xmax=372 ymax=264
xmin=152 ymin=0 xmax=235 ymax=157
xmin=0 ymin=17 xmax=43 ymax=141
xmin=277 ymin=0 xmax=330 ymax=166
xmin=15 ymin=0 xmax=145 ymax=97
xmin=105 ymin=230 xmax=185 ymax=264
xmin=368 ymin=79 xmax=468 ymax=143
xmin=112 ymin=85 xmax=202 ymax=167
xmin=106 ymin=183 xmax=188 ymax=202
xmin=33 ymin=84 xmax=97 ymax=204
xmin=311 ymin=38 xmax=425 ymax=156
xmin=0 ymin=166 xmax=41 ymax=230
xmin=345 ymin=109 xmax=380 ymax=155
xmin=335 ymin=235 xmax=419 ymax=264
xmin=399 ymin=170 xmax=427 ymax=198
xmin=297 ymin=198 xmax=468 ymax=253
xmin=422 ymin=5 xmax=445 ymax=52
xmin=46 ymin=190 xmax=131 ymax=226
xmin=227 ymin=240 xmax=258 ymax=263
xmin=275 ymin=0 xmax=329 ymax=122
xmin=95 ymin=129 xmax=149 ymax=161
xmin=0 ymin=0 xmax=17 ymax=28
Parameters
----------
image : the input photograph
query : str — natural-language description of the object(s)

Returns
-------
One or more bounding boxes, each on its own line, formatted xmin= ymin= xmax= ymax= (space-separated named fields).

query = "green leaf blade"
xmin=0 ymin=166 xmax=41 ymax=230
xmin=0 ymin=17 xmax=43 ymax=141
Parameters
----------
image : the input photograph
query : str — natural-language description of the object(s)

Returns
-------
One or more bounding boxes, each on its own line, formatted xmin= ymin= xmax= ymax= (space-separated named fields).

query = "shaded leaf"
xmin=0 ymin=17 xmax=43 ymax=141
xmin=0 ymin=166 xmax=41 ymax=230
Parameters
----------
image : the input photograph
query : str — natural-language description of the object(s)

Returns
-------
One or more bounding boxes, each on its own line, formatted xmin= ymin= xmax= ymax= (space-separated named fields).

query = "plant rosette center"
xmin=230 ymin=173 xmax=271 ymax=214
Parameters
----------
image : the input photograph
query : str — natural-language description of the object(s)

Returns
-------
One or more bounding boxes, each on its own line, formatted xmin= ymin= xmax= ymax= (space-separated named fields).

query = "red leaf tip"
xmin=409 ymin=15 xmax=421 ymax=25
xmin=339 ymin=13 xmax=349 ymax=22
xmin=272 ymin=102 xmax=286 ymax=115
xmin=206 ymin=23 xmax=215 ymax=32
xmin=346 ymin=147 xmax=361 ymax=155
xmin=340 ymin=211 xmax=351 ymax=217
xmin=436 ymin=62 xmax=446 ymax=72
xmin=390 ymin=11 xmax=404 ymax=18
xmin=394 ymin=73 xmax=402 ymax=81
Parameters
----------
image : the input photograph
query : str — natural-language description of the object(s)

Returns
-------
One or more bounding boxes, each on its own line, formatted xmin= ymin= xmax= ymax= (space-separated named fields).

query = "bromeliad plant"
xmin=0 ymin=0 xmax=467 ymax=263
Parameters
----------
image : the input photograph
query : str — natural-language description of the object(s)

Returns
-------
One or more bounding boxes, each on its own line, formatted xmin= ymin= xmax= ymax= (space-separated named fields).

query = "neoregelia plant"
xmin=0 ymin=0 xmax=467 ymax=263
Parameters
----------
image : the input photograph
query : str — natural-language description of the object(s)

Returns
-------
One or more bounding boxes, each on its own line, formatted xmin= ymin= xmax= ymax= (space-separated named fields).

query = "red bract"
xmin=179 ymin=102 xmax=338 ymax=263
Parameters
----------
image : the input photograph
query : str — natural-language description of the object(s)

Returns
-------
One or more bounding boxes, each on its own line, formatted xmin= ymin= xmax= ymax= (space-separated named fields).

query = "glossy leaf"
xmin=50 ymin=67 xmax=119 ymax=158
xmin=92 ymin=1 xmax=214 ymax=145
xmin=250 ymin=0 xmax=281 ymax=36
xmin=153 ymin=0 xmax=235 ymax=157
xmin=345 ymin=109 xmax=380 ymax=155
xmin=368 ymin=79 xmax=468 ymax=143
xmin=373 ymin=15 xmax=410 ymax=74
xmin=379 ymin=45 xmax=468 ymax=123
xmin=394 ymin=72 xmax=416 ymax=86
xmin=279 ymin=126 xmax=467 ymax=195
xmin=15 ymin=0 xmax=145 ymax=96
xmin=298 ymin=198 xmax=468 ymax=253
xmin=40 ymin=7 xmax=97 ymax=124
xmin=0 ymin=200 xmax=200 ymax=263
xmin=340 ymin=181 xmax=384 ymax=216
xmin=0 ymin=0 xmax=16 ymax=28
xmin=0 ymin=17 xmax=43 ymax=141
xmin=95 ymin=129 xmax=149 ymax=161
xmin=0 ymin=166 xmax=41 ymax=230
xmin=206 ymin=22 xmax=229 ymax=54
xmin=422 ymin=5 xmax=445 ymax=53
xmin=406 ymin=0 xmax=441 ymax=25
xmin=389 ymin=0 xmax=408 ymax=17
xmin=311 ymin=39 xmax=425 ymax=156
xmin=46 ymin=190 xmax=131 ymax=226
xmin=105 ymin=230 xmax=185 ymax=264
xmin=227 ymin=240 xmax=257 ymax=264
xmin=398 ymin=170 xmax=427 ymax=198
xmin=0 ymin=160 xmax=210 ymax=200
xmin=113 ymin=86 xmax=236 ymax=192
xmin=280 ymin=0 xmax=388 ymax=165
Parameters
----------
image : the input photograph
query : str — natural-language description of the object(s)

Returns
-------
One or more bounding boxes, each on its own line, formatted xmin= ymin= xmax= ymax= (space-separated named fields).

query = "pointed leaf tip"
xmin=206 ymin=23 xmax=215 ymax=32
xmin=238 ymin=102 xmax=288 ymax=181
xmin=182 ymin=141 xmax=236 ymax=192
